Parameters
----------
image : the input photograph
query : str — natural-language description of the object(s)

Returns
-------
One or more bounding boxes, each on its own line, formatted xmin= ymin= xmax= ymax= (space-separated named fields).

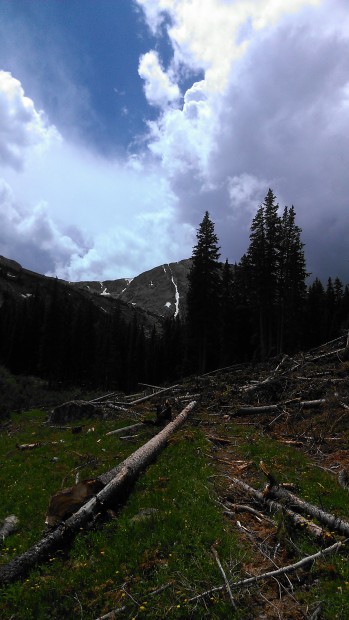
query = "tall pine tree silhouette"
xmin=247 ymin=189 xmax=281 ymax=358
xmin=246 ymin=189 xmax=307 ymax=358
xmin=277 ymin=205 xmax=307 ymax=353
xmin=186 ymin=211 xmax=221 ymax=373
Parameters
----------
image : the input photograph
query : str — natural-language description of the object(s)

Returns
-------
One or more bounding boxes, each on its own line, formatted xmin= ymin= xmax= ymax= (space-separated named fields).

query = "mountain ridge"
xmin=72 ymin=258 xmax=192 ymax=319
xmin=0 ymin=255 xmax=192 ymax=327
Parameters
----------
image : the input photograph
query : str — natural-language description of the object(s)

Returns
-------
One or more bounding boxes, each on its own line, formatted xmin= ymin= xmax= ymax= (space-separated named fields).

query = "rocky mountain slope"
xmin=0 ymin=255 xmax=192 ymax=333
xmin=72 ymin=259 xmax=192 ymax=320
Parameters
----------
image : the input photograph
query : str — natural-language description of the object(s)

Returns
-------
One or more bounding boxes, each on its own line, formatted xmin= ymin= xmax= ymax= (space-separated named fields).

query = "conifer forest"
xmin=0 ymin=189 xmax=348 ymax=394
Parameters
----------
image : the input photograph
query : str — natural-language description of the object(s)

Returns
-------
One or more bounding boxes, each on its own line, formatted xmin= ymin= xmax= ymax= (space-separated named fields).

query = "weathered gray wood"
xmin=138 ymin=382 xmax=163 ymax=390
xmin=105 ymin=423 xmax=144 ymax=436
xmin=129 ymin=384 xmax=179 ymax=405
xmin=266 ymin=485 xmax=349 ymax=537
xmin=187 ymin=541 xmax=343 ymax=604
xmin=233 ymin=399 xmax=326 ymax=416
xmin=0 ymin=401 xmax=196 ymax=586
xmin=229 ymin=477 xmax=325 ymax=539
xmin=232 ymin=398 xmax=327 ymax=416
xmin=234 ymin=404 xmax=280 ymax=415
xmin=89 ymin=392 xmax=119 ymax=403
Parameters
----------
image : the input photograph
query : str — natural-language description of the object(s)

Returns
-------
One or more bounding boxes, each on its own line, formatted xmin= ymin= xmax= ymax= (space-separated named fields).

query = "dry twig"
xmin=211 ymin=546 xmax=236 ymax=609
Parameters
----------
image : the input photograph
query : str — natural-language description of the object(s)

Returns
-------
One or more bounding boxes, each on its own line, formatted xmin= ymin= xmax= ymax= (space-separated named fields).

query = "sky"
xmin=0 ymin=0 xmax=348 ymax=283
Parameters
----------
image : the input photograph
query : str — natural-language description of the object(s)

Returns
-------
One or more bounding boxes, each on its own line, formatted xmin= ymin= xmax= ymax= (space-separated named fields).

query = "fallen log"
xmin=129 ymin=384 xmax=179 ymax=406
xmin=123 ymin=392 xmax=145 ymax=401
xmin=105 ymin=423 xmax=144 ymax=436
xmin=243 ymin=375 xmax=278 ymax=393
xmin=228 ymin=477 xmax=326 ymax=540
xmin=299 ymin=399 xmax=326 ymax=409
xmin=265 ymin=485 xmax=349 ymax=538
xmin=308 ymin=334 xmax=347 ymax=354
xmin=233 ymin=399 xmax=326 ymax=416
xmin=234 ymin=404 xmax=280 ymax=415
xmin=89 ymin=392 xmax=120 ymax=403
xmin=310 ymin=347 xmax=346 ymax=363
xmin=0 ymin=401 xmax=196 ymax=586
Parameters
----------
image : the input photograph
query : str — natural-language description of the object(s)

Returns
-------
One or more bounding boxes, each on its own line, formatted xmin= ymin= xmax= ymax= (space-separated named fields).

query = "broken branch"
xmin=211 ymin=546 xmax=236 ymax=609
xmin=231 ymin=540 xmax=344 ymax=589
xmin=188 ymin=541 xmax=344 ymax=604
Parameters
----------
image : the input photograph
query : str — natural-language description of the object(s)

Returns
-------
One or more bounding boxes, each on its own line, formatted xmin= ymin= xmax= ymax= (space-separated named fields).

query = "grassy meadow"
xmin=1 ymin=405 xmax=349 ymax=618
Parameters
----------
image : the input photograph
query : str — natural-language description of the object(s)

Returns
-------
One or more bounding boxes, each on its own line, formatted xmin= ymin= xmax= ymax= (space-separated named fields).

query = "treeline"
xmin=0 ymin=188 xmax=348 ymax=390
xmin=183 ymin=189 xmax=349 ymax=373
xmin=0 ymin=279 xmax=171 ymax=392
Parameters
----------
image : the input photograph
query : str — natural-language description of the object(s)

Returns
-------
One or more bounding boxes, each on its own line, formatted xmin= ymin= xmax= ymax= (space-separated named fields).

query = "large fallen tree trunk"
xmin=266 ymin=484 xmax=349 ymax=538
xmin=0 ymin=401 xmax=196 ymax=586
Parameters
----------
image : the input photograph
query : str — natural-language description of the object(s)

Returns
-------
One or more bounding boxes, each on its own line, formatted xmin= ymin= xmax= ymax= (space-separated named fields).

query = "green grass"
xmin=0 ymin=409 xmax=141 ymax=555
xmin=226 ymin=421 xmax=349 ymax=619
xmin=2 ymin=409 xmax=349 ymax=618
xmin=229 ymin=425 xmax=349 ymax=516
xmin=0 ymin=412 xmax=245 ymax=619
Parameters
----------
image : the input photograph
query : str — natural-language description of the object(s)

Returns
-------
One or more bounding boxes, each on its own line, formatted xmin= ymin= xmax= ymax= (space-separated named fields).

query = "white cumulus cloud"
xmin=137 ymin=0 xmax=320 ymax=91
xmin=0 ymin=70 xmax=60 ymax=170
xmin=0 ymin=73 xmax=194 ymax=280
xmin=139 ymin=50 xmax=180 ymax=107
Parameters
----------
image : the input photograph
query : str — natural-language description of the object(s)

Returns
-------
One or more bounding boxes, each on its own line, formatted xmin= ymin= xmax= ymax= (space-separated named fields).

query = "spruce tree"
xmin=246 ymin=190 xmax=307 ymax=358
xmin=277 ymin=205 xmax=307 ymax=352
xmin=186 ymin=211 xmax=221 ymax=373
xmin=247 ymin=189 xmax=281 ymax=358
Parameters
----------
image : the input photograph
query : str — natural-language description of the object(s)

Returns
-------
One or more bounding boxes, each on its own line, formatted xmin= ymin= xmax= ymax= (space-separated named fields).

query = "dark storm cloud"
xmin=147 ymin=0 xmax=349 ymax=282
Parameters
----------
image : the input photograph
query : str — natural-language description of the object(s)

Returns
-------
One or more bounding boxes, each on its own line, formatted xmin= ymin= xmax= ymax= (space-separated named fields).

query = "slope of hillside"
xmin=0 ymin=255 xmax=165 ymax=333
xmin=0 ymin=254 xmax=192 ymax=327
xmin=73 ymin=259 xmax=192 ymax=319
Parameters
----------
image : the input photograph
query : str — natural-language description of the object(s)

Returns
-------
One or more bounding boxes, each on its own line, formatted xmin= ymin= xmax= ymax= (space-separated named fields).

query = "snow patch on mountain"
xmin=168 ymin=264 xmax=180 ymax=318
